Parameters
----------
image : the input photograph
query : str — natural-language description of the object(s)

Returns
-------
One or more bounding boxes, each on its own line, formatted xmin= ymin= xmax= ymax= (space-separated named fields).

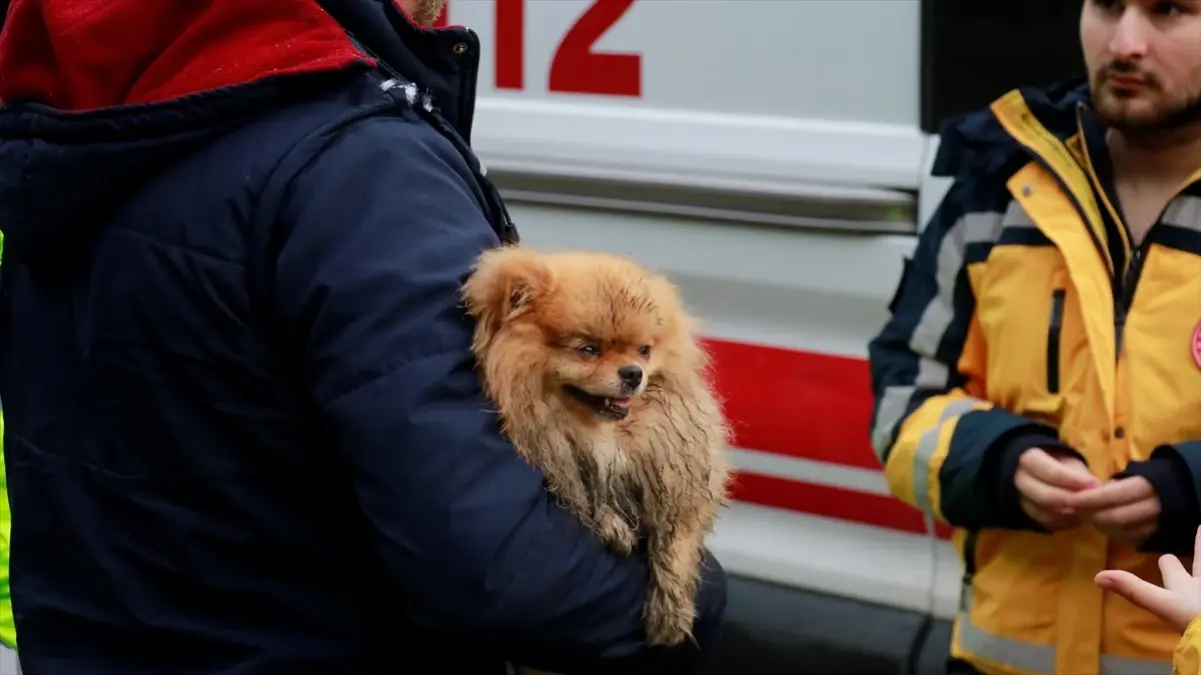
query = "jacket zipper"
xmin=1046 ymin=288 xmax=1065 ymax=394
xmin=1071 ymin=101 xmax=1157 ymax=358
xmin=1019 ymin=151 xmax=1157 ymax=360
xmin=1114 ymin=244 xmax=1145 ymax=356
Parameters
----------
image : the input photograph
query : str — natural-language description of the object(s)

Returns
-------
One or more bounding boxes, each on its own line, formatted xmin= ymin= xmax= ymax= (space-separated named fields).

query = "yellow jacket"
xmin=870 ymin=80 xmax=1201 ymax=674
xmin=1176 ymin=619 xmax=1196 ymax=672
xmin=1179 ymin=619 xmax=1201 ymax=675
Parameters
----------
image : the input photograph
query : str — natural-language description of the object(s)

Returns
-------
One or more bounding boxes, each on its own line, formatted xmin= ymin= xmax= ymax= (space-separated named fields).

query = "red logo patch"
xmin=1192 ymin=322 xmax=1201 ymax=369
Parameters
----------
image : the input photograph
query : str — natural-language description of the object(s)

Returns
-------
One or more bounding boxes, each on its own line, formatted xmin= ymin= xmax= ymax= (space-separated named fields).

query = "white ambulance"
xmin=440 ymin=1 xmax=1086 ymax=672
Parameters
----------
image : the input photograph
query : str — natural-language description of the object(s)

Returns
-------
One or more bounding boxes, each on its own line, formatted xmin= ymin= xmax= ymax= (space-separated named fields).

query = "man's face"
xmin=397 ymin=0 xmax=447 ymax=26
xmin=1081 ymin=0 xmax=1201 ymax=131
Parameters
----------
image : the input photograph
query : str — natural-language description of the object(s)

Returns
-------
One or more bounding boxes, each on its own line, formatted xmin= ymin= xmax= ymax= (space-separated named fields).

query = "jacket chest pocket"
xmin=977 ymin=250 xmax=1083 ymax=426
xmin=1046 ymin=286 xmax=1067 ymax=395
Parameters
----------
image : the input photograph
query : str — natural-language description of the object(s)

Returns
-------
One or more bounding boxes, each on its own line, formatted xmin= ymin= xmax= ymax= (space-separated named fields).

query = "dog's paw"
xmin=643 ymin=586 xmax=695 ymax=647
xmin=596 ymin=509 xmax=636 ymax=555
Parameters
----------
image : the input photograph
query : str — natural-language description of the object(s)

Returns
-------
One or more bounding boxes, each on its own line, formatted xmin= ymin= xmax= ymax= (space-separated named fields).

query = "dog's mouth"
xmin=564 ymin=385 xmax=631 ymax=421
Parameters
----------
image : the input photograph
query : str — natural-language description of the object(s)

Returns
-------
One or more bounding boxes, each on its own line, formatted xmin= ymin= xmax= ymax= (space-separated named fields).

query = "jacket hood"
xmin=0 ymin=0 xmax=471 ymax=269
xmin=932 ymin=77 xmax=1092 ymax=181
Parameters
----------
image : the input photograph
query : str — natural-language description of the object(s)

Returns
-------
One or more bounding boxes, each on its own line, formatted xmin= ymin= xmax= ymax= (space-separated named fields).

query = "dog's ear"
xmin=462 ymin=246 xmax=553 ymax=336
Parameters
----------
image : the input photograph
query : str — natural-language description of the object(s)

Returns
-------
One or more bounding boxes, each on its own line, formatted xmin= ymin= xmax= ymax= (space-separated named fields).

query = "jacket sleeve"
xmin=867 ymin=177 xmax=1075 ymax=531
xmin=265 ymin=112 xmax=724 ymax=674
xmin=1119 ymin=445 xmax=1201 ymax=556
xmin=1177 ymin=617 xmax=1201 ymax=675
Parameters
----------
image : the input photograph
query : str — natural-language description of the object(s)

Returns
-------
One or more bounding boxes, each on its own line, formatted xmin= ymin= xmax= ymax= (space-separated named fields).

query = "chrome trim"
xmin=487 ymin=167 xmax=917 ymax=235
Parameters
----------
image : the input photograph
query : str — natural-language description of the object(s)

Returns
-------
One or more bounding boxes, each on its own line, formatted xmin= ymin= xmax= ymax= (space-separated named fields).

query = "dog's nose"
xmin=618 ymin=365 xmax=644 ymax=388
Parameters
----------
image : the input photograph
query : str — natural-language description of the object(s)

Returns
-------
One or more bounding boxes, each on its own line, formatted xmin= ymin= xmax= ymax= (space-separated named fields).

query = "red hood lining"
xmin=0 ymin=0 xmax=422 ymax=111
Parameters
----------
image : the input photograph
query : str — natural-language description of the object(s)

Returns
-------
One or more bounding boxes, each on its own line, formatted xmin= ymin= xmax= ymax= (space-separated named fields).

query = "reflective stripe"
xmin=870 ymin=208 xmax=1003 ymax=460
xmin=871 ymin=359 xmax=949 ymax=460
xmin=958 ymin=612 xmax=1054 ymax=673
xmin=1001 ymin=199 xmax=1038 ymax=229
xmin=911 ymin=397 xmax=983 ymax=515
xmin=1100 ymin=653 xmax=1171 ymax=675
xmin=958 ymin=585 xmax=1171 ymax=674
xmin=1162 ymin=194 xmax=1201 ymax=233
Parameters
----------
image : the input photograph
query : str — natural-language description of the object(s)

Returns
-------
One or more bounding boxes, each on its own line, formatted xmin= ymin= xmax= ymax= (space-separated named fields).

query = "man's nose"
xmin=1109 ymin=9 xmax=1151 ymax=60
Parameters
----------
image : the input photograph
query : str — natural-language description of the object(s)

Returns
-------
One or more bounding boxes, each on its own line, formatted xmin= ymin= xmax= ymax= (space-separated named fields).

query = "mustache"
xmin=1101 ymin=60 xmax=1160 ymax=87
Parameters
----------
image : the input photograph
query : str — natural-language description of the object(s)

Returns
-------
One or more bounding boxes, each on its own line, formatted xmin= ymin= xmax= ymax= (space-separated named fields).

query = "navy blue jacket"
xmin=0 ymin=0 xmax=726 ymax=672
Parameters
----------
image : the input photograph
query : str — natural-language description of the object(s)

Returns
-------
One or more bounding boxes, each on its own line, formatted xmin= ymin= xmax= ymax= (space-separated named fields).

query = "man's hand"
xmin=1068 ymin=476 xmax=1162 ymax=548
xmin=1014 ymin=448 xmax=1101 ymax=530
xmin=1095 ymin=527 xmax=1201 ymax=633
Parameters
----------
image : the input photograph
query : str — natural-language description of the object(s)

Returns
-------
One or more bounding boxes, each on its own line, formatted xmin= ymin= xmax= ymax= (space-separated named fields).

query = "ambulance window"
xmin=921 ymin=0 xmax=1085 ymax=133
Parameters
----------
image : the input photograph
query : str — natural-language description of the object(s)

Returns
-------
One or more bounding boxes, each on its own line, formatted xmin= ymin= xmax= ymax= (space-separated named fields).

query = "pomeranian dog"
xmin=462 ymin=245 xmax=732 ymax=654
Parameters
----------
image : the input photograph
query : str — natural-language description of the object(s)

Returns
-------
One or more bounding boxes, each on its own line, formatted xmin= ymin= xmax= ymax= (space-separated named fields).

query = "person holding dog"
xmin=869 ymin=0 xmax=1201 ymax=673
xmin=0 ymin=0 xmax=726 ymax=673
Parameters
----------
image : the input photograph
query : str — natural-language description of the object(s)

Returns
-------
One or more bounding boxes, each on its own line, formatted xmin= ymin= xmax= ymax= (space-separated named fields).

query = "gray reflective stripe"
xmin=870 ymin=209 xmax=1004 ymax=461
xmin=1100 ymin=653 xmax=1171 ymax=674
xmin=959 ymin=586 xmax=1172 ymax=674
xmin=965 ymin=209 xmax=1008 ymax=245
xmin=1162 ymin=194 xmax=1201 ymax=233
xmin=958 ymin=612 xmax=1055 ymax=673
xmin=910 ymin=397 xmax=982 ymax=515
xmin=1002 ymin=199 xmax=1037 ymax=228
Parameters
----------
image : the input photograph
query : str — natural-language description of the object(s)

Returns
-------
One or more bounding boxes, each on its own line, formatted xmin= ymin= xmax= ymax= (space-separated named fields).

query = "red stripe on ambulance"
xmin=702 ymin=338 xmax=953 ymax=539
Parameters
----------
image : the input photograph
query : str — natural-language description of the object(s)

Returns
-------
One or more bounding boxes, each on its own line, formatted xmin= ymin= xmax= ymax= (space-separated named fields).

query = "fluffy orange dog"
xmin=462 ymin=245 xmax=732 ymax=653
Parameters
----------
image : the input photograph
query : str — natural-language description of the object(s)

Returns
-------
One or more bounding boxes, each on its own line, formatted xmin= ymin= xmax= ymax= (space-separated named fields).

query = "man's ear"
xmin=461 ymin=245 xmax=553 ymax=338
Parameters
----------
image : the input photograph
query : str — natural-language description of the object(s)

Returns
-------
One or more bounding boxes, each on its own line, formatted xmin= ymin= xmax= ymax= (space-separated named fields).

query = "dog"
xmin=462 ymin=245 xmax=732 ymax=663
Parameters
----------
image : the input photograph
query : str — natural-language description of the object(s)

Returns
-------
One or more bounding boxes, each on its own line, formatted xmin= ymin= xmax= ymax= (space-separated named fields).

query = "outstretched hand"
xmin=1095 ymin=526 xmax=1201 ymax=633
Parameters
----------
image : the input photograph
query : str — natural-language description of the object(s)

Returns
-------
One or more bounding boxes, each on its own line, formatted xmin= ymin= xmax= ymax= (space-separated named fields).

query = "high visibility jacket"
xmin=870 ymin=79 xmax=1201 ymax=675
xmin=1178 ymin=618 xmax=1201 ymax=675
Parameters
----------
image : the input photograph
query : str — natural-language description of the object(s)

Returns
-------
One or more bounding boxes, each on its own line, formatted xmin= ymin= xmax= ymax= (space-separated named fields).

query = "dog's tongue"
xmin=607 ymin=398 xmax=631 ymax=410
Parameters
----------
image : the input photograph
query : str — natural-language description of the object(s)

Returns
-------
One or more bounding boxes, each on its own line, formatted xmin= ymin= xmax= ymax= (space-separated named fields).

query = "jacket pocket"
xmin=1046 ymin=288 xmax=1065 ymax=394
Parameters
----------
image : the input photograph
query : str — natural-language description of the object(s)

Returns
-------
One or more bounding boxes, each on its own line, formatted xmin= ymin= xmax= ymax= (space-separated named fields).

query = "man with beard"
xmin=870 ymin=0 xmax=1201 ymax=673
xmin=0 ymin=0 xmax=727 ymax=673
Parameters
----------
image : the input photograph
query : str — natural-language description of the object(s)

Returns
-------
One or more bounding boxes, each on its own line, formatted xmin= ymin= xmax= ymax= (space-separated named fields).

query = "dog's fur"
xmin=462 ymin=245 xmax=732 ymax=653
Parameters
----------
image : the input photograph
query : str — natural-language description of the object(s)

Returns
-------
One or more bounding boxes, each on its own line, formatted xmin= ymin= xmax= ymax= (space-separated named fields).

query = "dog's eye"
xmin=578 ymin=344 xmax=602 ymax=358
xmin=638 ymin=345 xmax=652 ymax=358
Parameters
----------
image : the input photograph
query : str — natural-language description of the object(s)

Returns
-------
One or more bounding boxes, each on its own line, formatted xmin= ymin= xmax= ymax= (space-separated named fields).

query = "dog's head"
xmin=463 ymin=246 xmax=703 ymax=422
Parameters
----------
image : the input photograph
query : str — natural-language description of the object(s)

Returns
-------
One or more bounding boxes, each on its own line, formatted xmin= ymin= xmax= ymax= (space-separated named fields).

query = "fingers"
xmin=1090 ymin=497 xmax=1160 ymax=531
xmin=1095 ymin=569 xmax=1188 ymax=627
xmin=1020 ymin=496 xmax=1083 ymax=530
xmin=1069 ymin=477 xmax=1154 ymax=512
xmin=1015 ymin=472 xmax=1078 ymax=522
xmin=1020 ymin=449 xmax=1101 ymax=491
xmin=1161 ymin=554 xmax=1192 ymax=593
xmin=1194 ymin=527 xmax=1201 ymax=578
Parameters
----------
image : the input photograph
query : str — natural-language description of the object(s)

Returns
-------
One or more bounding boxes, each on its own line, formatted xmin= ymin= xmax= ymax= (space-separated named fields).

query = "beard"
xmin=1091 ymin=60 xmax=1201 ymax=133
xmin=407 ymin=0 xmax=448 ymax=26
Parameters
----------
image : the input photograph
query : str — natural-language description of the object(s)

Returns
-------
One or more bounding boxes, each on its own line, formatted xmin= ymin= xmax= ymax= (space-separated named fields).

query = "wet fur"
xmin=462 ymin=246 xmax=732 ymax=660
